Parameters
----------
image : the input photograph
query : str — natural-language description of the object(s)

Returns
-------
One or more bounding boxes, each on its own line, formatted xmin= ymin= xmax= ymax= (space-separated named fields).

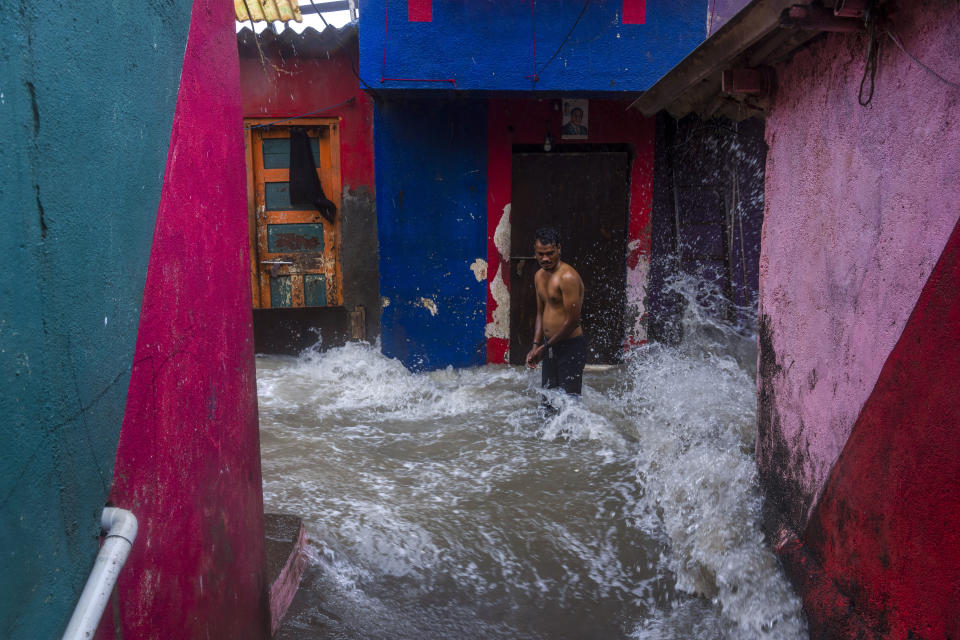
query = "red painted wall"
xmin=756 ymin=1 xmax=960 ymax=635
xmin=106 ymin=1 xmax=271 ymax=637
xmin=485 ymin=99 xmax=654 ymax=363
xmin=239 ymin=38 xmax=375 ymax=192
xmin=802 ymin=218 xmax=960 ymax=639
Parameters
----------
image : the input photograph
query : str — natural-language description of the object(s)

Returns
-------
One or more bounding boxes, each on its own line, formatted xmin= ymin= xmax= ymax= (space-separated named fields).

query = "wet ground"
xmin=257 ymin=284 xmax=807 ymax=640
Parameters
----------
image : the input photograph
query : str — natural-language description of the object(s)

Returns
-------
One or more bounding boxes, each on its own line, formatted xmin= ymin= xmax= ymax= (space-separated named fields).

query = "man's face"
xmin=534 ymin=240 xmax=560 ymax=271
xmin=571 ymin=109 xmax=583 ymax=125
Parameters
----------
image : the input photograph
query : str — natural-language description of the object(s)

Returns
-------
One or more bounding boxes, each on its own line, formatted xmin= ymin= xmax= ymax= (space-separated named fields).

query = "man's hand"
xmin=525 ymin=344 xmax=546 ymax=368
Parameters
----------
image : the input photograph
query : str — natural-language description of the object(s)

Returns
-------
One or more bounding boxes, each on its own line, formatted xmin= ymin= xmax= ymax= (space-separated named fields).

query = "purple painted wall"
xmin=757 ymin=0 xmax=959 ymax=534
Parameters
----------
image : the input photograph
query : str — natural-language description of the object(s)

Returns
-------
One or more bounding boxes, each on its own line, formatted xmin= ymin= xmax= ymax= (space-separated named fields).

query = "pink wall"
xmin=805 ymin=218 xmax=960 ymax=638
xmin=486 ymin=99 xmax=655 ymax=363
xmin=106 ymin=1 xmax=270 ymax=637
xmin=758 ymin=0 xmax=960 ymax=636
xmin=757 ymin=0 xmax=960 ymax=533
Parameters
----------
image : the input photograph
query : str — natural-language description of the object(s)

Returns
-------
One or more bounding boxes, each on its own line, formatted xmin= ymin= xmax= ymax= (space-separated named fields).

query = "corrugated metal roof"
xmin=237 ymin=23 xmax=357 ymax=58
xmin=235 ymin=0 xmax=303 ymax=23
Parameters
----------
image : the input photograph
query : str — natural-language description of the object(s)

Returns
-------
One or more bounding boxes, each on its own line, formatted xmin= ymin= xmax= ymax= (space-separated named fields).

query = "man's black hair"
xmin=570 ymin=107 xmax=583 ymax=116
xmin=534 ymin=226 xmax=561 ymax=247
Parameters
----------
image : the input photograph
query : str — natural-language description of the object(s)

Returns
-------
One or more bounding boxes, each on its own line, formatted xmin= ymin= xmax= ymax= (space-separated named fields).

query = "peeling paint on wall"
xmin=469 ymin=258 xmax=487 ymax=282
xmin=485 ymin=264 xmax=510 ymax=340
xmin=494 ymin=203 xmax=511 ymax=258
xmin=486 ymin=203 xmax=511 ymax=345
xmin=375 ymin=98 xmax=487 ymax=370
xmin=758 ymin=7 xmax=960 ymax=534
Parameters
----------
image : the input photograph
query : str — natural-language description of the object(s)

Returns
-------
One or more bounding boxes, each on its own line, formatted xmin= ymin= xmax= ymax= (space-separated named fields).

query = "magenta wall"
xmin=105 ymin=0 xmax=270 ymax=637
xmin=757 ymin=0 xmax=960 ymax=636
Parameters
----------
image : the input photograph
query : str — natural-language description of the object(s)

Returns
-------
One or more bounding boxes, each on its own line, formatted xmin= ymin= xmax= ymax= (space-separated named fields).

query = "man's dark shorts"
xmin=542 ymin=335 xmax=586 ymax=395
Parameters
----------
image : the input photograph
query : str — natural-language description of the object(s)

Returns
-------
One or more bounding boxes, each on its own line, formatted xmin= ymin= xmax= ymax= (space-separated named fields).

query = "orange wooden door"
xmin=246 ymin=119 xmax=342 ymax=309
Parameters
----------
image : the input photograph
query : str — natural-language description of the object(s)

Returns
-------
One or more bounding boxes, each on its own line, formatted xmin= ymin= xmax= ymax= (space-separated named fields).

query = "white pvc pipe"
xmin=62 ymin=507 xmax=138 ymax=640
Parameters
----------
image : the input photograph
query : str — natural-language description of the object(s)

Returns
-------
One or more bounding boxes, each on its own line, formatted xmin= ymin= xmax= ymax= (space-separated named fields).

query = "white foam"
xmin=256 ymin=276 xmax=806 ymax=639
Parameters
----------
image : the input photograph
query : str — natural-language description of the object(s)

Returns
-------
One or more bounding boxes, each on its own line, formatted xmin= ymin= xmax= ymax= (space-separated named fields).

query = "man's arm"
xmin=526 ymin=273 xmax=547 ymax=368
xmin=543 ymin=272 xmax=582 ymax=347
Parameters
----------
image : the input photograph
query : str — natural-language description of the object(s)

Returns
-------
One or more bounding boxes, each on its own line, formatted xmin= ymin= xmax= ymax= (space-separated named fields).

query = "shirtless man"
xmin=525 ymin=227 xmax=586 ymax=395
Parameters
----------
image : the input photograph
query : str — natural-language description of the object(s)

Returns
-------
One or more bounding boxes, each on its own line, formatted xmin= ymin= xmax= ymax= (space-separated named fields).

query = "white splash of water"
xmin=256 ymin=275 xmax=806 ymax=639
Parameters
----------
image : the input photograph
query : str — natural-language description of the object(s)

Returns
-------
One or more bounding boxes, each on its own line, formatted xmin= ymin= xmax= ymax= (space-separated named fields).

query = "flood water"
xmin=256 ymin=279 xmax=807 ymax=639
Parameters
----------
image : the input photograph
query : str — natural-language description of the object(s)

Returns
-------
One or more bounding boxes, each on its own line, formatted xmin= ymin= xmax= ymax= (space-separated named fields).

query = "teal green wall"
xmin=0 ymin=3 xmax=192 ymax=637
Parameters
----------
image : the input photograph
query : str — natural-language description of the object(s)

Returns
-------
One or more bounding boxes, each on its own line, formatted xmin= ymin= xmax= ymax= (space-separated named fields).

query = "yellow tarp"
xmin=235 ymin=0 xmax=303 ymax=23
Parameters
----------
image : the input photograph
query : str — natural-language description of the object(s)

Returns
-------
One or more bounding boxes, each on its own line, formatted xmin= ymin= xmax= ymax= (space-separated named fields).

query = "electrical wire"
xmin=380 ymin=0 xmax=457 ymax=87
xmin=886 ymin=27 xmax=960 ymax=89
xmin=306 ymin=0 xmax=382 ymax=97
xmin=307 ymin=0 xmax=331 ymax=28
xmin=858 ymin=14 xmax=880 ymax=106
xmin=533 ymin=0 xmax=591 ymax=87
xmin=527 ymin=0 xmax=538 ymax=84
xmin=242 ymin=0 xmax=268 ymax=65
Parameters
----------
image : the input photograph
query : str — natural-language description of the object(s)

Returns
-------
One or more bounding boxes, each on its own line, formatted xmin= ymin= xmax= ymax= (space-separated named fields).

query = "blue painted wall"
xmin=375 ymin=98 xmax=488 ymax=370
xmin=359 ymin=0 xmax=706 ymax=92
xmin=0 ymin=3 xmax=191 ymax=637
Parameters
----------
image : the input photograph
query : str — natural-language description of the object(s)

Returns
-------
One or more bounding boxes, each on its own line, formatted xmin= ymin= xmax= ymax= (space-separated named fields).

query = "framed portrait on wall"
xmin=561 ymin=99 xmax=589 ymax=139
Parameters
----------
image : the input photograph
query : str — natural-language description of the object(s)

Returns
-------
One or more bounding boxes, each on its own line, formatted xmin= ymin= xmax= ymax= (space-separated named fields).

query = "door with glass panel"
xmin=246 ymin=119 xmax=342 ymax=309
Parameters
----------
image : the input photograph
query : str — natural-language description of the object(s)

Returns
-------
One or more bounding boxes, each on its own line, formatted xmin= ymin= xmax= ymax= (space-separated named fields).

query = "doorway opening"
xmin=508 ymin=147 xmax=631 ymax=365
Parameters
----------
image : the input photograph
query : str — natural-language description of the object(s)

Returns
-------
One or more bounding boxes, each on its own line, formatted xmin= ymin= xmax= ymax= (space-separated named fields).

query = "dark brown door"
xmin=509 ymin=152 xmax=629 ymax=365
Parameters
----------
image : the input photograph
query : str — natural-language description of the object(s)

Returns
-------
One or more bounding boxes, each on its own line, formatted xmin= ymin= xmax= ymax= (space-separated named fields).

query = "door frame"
xmin=507 ymin=146 xmax=631 ymax=365
xmin=244 ymin=118 xmax=343 ymax=309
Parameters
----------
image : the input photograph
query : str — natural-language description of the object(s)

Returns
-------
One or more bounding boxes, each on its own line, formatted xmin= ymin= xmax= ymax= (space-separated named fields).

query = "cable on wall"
xmin=533 ymin=0 xmax=591 ymax=87
xmin=380 ymin=0 xmax=457 ymax=88
xmin=885 ymin=27 xmax=960 ymax=89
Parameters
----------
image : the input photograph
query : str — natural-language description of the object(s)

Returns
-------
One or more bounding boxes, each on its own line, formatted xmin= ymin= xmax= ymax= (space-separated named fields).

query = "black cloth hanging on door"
xmin=288 ymin=127 xmax=337 ymax=222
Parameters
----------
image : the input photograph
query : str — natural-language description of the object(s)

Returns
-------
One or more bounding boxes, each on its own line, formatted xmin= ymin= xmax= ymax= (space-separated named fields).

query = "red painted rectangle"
xmin=622 ymin=0 xmax=645 ymax=24
xmin=408 ymin=0 xmax=432 ymax=22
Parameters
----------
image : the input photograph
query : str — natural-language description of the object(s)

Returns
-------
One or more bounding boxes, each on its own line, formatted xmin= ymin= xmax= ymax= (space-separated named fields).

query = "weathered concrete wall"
xmin=757 ymin=0 xmax=960 ymax=635
xmin=804 ymin=218 xmax=960 ymax=638
xmin=359 ymin=0 xmax=705 ymax=92
xmin=240 ymin=31 xmax=380 ymax=350
xmin=0 ymin=2 xmax=190 ymax=637
xmin=485 ymin=98 xmax=655 ymax=363
xmin=374 ymin=97 xmax=489 ymax=370
xmin=106 ymin=0 xmax=270 ymax=637
xmin=758 ymin=0 xmax=960 ymax=534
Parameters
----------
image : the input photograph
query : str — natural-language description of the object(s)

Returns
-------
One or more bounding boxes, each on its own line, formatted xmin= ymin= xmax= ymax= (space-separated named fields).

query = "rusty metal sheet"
xmin=267 ymin=223 xmax=325 ymax=253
